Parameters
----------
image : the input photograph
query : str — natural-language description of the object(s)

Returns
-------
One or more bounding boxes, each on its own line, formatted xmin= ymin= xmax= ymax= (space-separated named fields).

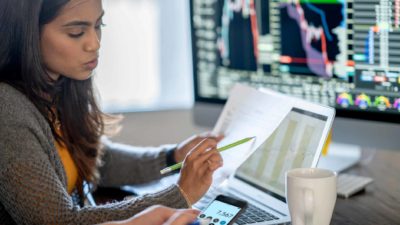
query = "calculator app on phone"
xmin=199 ymin=199 xmax=242 ymax=225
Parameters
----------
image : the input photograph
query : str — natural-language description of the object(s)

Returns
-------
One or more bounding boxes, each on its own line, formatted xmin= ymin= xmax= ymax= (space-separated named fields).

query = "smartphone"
xmin=198 ymin=195 xmax=247 ymax=225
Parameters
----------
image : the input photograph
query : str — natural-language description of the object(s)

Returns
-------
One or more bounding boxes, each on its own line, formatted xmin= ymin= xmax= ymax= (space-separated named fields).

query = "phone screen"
xmin=199 ymin=199 xmax=242 ymax=225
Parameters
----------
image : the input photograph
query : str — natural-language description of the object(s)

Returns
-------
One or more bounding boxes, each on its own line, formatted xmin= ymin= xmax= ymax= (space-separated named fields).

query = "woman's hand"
xmin=103 ymin=205 xmax=199 ymax=225
xmin=174 ymin=133 xmax=224 ymax=163
xmin=162 ymin=209 xmax=200 ymax=225
xmin=177 ymin=138 xmax=224 ymax=204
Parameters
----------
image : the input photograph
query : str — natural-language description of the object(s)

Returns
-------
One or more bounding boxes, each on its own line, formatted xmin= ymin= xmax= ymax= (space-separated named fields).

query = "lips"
xmin=84 ymin=58 xmax=98 ymax=70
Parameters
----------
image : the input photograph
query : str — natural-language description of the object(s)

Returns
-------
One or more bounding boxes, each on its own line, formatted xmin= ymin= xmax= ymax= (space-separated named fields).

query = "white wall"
xmin=95 ymin=0 xmax=193 ymax=112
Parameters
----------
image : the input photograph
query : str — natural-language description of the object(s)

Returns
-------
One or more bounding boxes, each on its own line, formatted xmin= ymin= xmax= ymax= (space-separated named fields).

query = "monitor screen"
xmin=190 ymin=0 xmax=400 ymax=123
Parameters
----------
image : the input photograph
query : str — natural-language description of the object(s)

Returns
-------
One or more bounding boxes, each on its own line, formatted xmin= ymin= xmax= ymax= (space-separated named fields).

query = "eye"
xmin=68 ymin=32 xmax=85 ymax=38
xmin=67 ymin=27 xmax=85 ymax=38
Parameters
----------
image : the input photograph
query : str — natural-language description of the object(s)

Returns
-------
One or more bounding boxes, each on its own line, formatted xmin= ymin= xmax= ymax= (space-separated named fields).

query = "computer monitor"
xmin=189 ymin=0 xmax=400 ymax=155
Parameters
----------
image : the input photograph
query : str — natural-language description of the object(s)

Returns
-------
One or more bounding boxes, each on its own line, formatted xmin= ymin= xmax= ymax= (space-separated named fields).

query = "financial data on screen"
xmin=191 ymin=0 xmax=400 ymax=117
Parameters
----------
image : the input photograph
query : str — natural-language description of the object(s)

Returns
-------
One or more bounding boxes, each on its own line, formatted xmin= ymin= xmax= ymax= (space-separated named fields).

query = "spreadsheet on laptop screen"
xmin=235 ymin=107 xmax=327 ymax=197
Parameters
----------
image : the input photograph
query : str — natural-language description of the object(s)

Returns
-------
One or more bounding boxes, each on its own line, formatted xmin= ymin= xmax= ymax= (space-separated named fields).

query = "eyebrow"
xmin=62 ymin=11 xmax=105 ymax=27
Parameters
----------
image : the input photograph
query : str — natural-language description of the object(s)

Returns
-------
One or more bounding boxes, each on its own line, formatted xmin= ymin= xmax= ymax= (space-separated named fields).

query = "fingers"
xmin=177 ymin=209 xmax=201 ymax=216
xmin=163 ymin=210 xmax=199 ymax=225
xmin=186 ymin=138 xmax=218 ymax=159
xmin=176 ymin=132 xmax=224 ymax=163
xmin=186 ymin=149 xmax=222 ymax=184
xmin=184 ymin=138 xmax=223 ymax=175
xmin=207 ymin=156 xmax=224 ymax=171
xmin=195 ymin=149 xmax=223 ymax=169
xmin=197 ymin=156 xmax=223 ymax=176
xmin=142 ymin=205 xmax=176 ymax=221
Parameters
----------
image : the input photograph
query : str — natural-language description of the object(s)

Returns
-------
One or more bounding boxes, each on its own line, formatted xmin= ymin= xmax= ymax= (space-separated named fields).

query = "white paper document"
xmin=211 ymin=84 xmax=297 ymax=183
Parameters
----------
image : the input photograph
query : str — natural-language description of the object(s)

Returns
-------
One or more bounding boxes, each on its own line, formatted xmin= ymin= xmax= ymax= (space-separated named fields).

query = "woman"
xmin=0 ymin=0 xmax=223 ymax=224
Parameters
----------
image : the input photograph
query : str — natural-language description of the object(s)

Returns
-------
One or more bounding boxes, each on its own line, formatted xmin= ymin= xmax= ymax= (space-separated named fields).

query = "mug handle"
xmin=304 ymin=188 xmax=314 ymax=225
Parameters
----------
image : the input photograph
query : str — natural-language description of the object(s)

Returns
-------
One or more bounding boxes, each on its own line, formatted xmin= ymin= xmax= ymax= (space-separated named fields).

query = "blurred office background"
xmin=96 ymin=0 xmax=192 ymax=113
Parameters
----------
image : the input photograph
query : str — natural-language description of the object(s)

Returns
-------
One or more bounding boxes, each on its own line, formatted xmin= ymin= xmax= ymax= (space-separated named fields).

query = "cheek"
xmin=41 ymin=34 xmax=82 ymax=76
xmin=42 ymin=42 xmax=78 ymax=71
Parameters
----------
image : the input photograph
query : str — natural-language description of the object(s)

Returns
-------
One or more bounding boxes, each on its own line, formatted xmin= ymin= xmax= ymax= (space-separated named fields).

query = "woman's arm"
xmin=0 ymin=143 xmax=188 ymax=225
xmin=98 ymin=133 xmax=223 ymax=188
xmin=98 ymin=137 xmax=175 ymax=187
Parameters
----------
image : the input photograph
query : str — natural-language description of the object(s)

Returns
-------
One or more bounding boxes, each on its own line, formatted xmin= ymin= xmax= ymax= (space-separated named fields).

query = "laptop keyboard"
xmin=235 ymin=203 xmax=280 ymax=224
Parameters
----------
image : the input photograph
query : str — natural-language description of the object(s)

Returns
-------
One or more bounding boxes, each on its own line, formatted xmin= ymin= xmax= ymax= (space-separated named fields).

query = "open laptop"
xmin=197 ymin=100 xmax=335 ymax=225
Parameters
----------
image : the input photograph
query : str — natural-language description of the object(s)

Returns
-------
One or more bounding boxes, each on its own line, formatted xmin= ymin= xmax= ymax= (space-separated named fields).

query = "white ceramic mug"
xmin=286 ymin=168 xmax=337 ymax=225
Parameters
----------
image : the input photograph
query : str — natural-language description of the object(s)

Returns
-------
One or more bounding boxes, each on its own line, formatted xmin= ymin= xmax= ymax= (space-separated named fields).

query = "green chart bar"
xmin=270 ymin=120 xmax=298 ymax=182
xmin=254 ymin=131 xmax=278 ymax=179
xmin=291 ymin=125 xmax=315 ymax=169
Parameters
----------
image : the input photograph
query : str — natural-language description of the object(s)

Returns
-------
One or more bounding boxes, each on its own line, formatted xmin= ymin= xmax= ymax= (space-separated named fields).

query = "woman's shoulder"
xmin=0 ymin=82 xmax=46 ymax=127
xmin=0 ymin=82 xmax=30 ymax=104
xmin=0 ymin=82 xmax=54 ymax=163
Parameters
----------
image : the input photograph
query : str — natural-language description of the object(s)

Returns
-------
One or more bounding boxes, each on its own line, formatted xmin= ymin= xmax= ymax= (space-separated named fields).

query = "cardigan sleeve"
xmin=0 ymin=127 xmax=189 ymax=225
xmin=98 ymin=137 xmax=177 ymax=187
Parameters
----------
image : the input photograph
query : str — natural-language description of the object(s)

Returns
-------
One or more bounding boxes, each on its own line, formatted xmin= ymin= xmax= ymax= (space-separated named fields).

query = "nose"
xmin=84 ymin=29 xmax=101 ymax=52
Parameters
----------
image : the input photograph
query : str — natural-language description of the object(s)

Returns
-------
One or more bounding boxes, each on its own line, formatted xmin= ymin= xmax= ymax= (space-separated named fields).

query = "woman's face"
xmin=40 ymin=0 xmax=104 ymax=80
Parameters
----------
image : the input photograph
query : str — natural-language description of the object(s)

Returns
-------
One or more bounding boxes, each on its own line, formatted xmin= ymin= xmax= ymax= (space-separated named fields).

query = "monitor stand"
xmin=317 ymin=142 xmax=361 ymax=173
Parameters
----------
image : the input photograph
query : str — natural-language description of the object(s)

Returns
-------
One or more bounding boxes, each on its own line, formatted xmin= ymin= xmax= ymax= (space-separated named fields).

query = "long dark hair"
xmin=0 ymin=0 xmax=114 ymax=191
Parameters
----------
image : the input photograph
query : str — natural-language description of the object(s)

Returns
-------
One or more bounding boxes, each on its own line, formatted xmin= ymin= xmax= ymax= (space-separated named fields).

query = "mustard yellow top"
xmin=55 ymin=140 xmax=79 ymax=194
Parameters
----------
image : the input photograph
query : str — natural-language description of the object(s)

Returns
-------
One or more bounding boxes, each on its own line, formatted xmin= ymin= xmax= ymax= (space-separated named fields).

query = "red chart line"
xmin=249 ymin=0 xmax=259 ymax=62
xmin=280 ymin=56 xmax=330 ymax=64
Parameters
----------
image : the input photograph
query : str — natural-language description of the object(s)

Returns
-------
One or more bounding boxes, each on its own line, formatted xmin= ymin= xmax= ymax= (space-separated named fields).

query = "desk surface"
xmin=111 ymin=110 xmax=400 ymax=225
xmin=332 ymin=148 xmax=400 ymax=225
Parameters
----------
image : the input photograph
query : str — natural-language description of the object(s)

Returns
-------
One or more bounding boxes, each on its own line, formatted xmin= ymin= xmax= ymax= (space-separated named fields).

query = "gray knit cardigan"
xmin=0 ymin=83 xmax=188 ymax=225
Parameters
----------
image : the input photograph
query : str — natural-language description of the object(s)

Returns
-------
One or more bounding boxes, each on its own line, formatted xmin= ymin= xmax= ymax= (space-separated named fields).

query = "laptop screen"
xmin=235 ymin=107 xmax=328 ymax=200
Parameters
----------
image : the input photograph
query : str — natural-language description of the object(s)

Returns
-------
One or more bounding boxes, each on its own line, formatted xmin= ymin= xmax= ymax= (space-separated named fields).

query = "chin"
xmin=73 ymin=71 xmax=94 ymax=81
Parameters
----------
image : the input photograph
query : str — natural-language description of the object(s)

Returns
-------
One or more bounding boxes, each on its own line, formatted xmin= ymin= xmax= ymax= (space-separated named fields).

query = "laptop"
xmin=197 ymin=99 xmax=335 ymax=225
